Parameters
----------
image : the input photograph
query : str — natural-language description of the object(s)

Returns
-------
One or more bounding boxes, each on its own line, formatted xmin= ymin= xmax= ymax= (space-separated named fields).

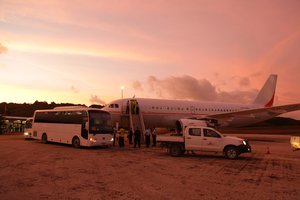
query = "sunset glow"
xmin=1 ymin=0 xmax=300 ymax=118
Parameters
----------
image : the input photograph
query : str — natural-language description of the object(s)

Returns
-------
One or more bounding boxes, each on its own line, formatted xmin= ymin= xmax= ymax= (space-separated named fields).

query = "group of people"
xmin=113 ymin=127 xmax=157 ymax=148
xmin=126 ymin=100 xmax=139 ymax=115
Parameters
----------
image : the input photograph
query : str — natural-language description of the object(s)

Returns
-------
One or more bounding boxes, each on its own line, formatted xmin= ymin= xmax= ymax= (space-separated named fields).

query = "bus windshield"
xmin=89 ymin=110 xmax=113 ymax=134
xmin=25 ymin=119 xmax=33 ymax=129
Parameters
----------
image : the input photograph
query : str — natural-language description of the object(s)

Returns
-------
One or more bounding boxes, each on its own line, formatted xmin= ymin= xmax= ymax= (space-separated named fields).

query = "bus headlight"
xmin=89 ymin=138 xmax=97 ymax=143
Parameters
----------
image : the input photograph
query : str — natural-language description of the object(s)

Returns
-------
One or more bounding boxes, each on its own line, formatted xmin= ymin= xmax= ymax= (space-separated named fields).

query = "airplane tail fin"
xmin=253 ymin=74 xmax=277 ymax=107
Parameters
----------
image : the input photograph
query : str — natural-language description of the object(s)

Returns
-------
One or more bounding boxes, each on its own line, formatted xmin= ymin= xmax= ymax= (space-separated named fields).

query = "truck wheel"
xmin=41 ymin=133 xmax=48 ymax=144
xmin=225 ymin=147 xmax=238 ymax=160
xmin=72 ymin=137 xmax=80 ymax=148
xmin=169 ymin=144 xmax=182 ymax=157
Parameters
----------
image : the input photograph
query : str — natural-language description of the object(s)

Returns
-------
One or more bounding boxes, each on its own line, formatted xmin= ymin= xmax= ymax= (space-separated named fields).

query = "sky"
xmin=1 ymin=0 xmax=300 ymax=118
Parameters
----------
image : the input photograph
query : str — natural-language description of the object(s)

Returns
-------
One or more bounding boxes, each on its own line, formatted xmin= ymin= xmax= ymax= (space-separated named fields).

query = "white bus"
xmin=32 ymin=106 xmax=114 ymax=148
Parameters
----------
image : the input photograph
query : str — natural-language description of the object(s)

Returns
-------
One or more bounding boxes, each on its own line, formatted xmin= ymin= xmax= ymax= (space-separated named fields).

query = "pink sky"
xmin=1 ymin=0 xmax=300 ymax=118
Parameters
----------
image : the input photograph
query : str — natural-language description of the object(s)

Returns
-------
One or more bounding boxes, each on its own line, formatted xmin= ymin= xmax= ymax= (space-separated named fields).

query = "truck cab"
xmin=158 ymin=119 xmax=251 ymax=159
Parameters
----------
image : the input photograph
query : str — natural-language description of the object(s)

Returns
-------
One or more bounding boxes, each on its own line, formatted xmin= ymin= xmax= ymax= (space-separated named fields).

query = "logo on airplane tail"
xmin=264 ymin=93 xmax=275 ymax=107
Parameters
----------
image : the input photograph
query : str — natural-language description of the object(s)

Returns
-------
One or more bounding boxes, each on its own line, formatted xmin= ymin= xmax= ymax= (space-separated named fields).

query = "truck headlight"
xmin=24 ymin=132 xmax=29 ymax=136
xmin=110 ymin=138 xmax=114 ymax=142
xmin=89 ymin=138 xmax=97 ymax=143
xmin=242 ymin=140 xmax=247 ymax=145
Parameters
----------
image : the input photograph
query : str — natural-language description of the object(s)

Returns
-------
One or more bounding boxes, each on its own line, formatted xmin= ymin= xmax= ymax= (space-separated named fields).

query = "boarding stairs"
xmin=128 ymin=100 xmax=146 ymax=137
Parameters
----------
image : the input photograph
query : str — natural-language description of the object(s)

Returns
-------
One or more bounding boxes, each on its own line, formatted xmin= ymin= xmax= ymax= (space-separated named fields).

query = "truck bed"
xmin=157 ymin=134 xmax=184 ymax=143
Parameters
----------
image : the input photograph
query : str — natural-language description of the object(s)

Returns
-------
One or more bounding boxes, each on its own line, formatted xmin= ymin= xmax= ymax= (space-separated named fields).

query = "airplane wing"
xmin=206 ymin=103 xmax=300 ymax=127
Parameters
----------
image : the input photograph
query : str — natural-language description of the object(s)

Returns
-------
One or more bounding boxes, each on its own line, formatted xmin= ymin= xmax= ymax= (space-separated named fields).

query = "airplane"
xmin=102 ymin=74 xmax=300 ymax=129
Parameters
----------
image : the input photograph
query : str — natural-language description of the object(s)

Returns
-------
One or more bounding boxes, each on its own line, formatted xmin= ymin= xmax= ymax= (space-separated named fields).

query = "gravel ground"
xmin=0 ymin=133 xmax=299 ymax=200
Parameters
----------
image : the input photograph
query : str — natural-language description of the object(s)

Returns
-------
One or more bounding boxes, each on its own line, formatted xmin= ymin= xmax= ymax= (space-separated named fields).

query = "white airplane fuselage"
xmin=102 ymin=98 xmax=261 ymax=128
xmin=102 ymin=75 xmax=300 ymax=129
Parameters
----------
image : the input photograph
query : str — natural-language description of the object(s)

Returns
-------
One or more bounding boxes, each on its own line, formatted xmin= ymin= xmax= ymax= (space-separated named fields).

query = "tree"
xmin=0 ymin=115 xmax=3 ymax=134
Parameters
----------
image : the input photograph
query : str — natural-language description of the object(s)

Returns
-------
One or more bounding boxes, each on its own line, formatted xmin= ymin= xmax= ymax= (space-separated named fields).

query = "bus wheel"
xmin=41 ymin=133 xmax=48 ymax=144
xmin=72 ymin=137 xmax=80 ymax=148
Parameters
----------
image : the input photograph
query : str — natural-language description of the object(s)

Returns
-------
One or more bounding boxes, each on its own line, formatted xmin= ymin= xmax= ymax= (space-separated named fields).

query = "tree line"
xmin=0 ymin=101 xmax=104 ymax=117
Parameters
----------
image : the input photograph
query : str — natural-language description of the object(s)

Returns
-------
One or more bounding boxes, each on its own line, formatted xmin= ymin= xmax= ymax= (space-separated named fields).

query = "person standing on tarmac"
xmin=128 ymin=129 xmax=133 ymax=145
xmin=113 ymin=128 xmax=117 ymax=146
xmin=152 ymin=128 xmax=157 ymax=147
xmin=145 ymin=128 xmax=151 ymax=148
xmin=134 ymin=127 xmax=141 ymax=148
xmin=118 ymin=127 xmax=125 ymax=147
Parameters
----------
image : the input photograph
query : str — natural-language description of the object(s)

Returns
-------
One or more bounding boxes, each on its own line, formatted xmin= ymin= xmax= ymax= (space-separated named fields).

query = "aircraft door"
xmin=129 ymin=99 xmax=139 ymax=114
xmin=185 ymin=128 xmax=202 ymax=150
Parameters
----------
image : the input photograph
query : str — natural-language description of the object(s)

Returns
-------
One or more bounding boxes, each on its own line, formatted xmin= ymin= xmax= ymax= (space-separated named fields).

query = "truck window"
xmin=203 ymin=129 xmax=221 ymax=138
xmin=189 ymin=128 xmax=201 ymax=136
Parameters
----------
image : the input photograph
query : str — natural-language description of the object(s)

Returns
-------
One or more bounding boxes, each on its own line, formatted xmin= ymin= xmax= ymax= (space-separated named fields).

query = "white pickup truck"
xmin=157 ymin=119 xmax=251 ymax=159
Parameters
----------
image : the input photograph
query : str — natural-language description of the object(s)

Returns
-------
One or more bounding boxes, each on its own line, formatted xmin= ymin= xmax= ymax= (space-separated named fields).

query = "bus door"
xmin=81 ymin=115 xmax=89 ymax=140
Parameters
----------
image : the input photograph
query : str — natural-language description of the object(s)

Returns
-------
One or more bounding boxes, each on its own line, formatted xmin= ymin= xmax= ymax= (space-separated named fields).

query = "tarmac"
xmin=0 ymin=132 xmax=299 ymax=200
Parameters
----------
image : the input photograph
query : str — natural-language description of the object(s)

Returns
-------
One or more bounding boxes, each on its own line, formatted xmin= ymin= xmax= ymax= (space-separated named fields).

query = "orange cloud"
xmin=6 ymin=38 xmax=161 ymax=63
xmin=132 ymin=81 xmax=143 ymax=91
xmin=0 ymin=43 xmax=8 ymax=54
xmin=90 ymin=95 xmax=106 ymax=105
xmin=70 ymin=86 xmax=79 ymax=93
xmin=144 ymin=75 xmax=256 ymax=103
